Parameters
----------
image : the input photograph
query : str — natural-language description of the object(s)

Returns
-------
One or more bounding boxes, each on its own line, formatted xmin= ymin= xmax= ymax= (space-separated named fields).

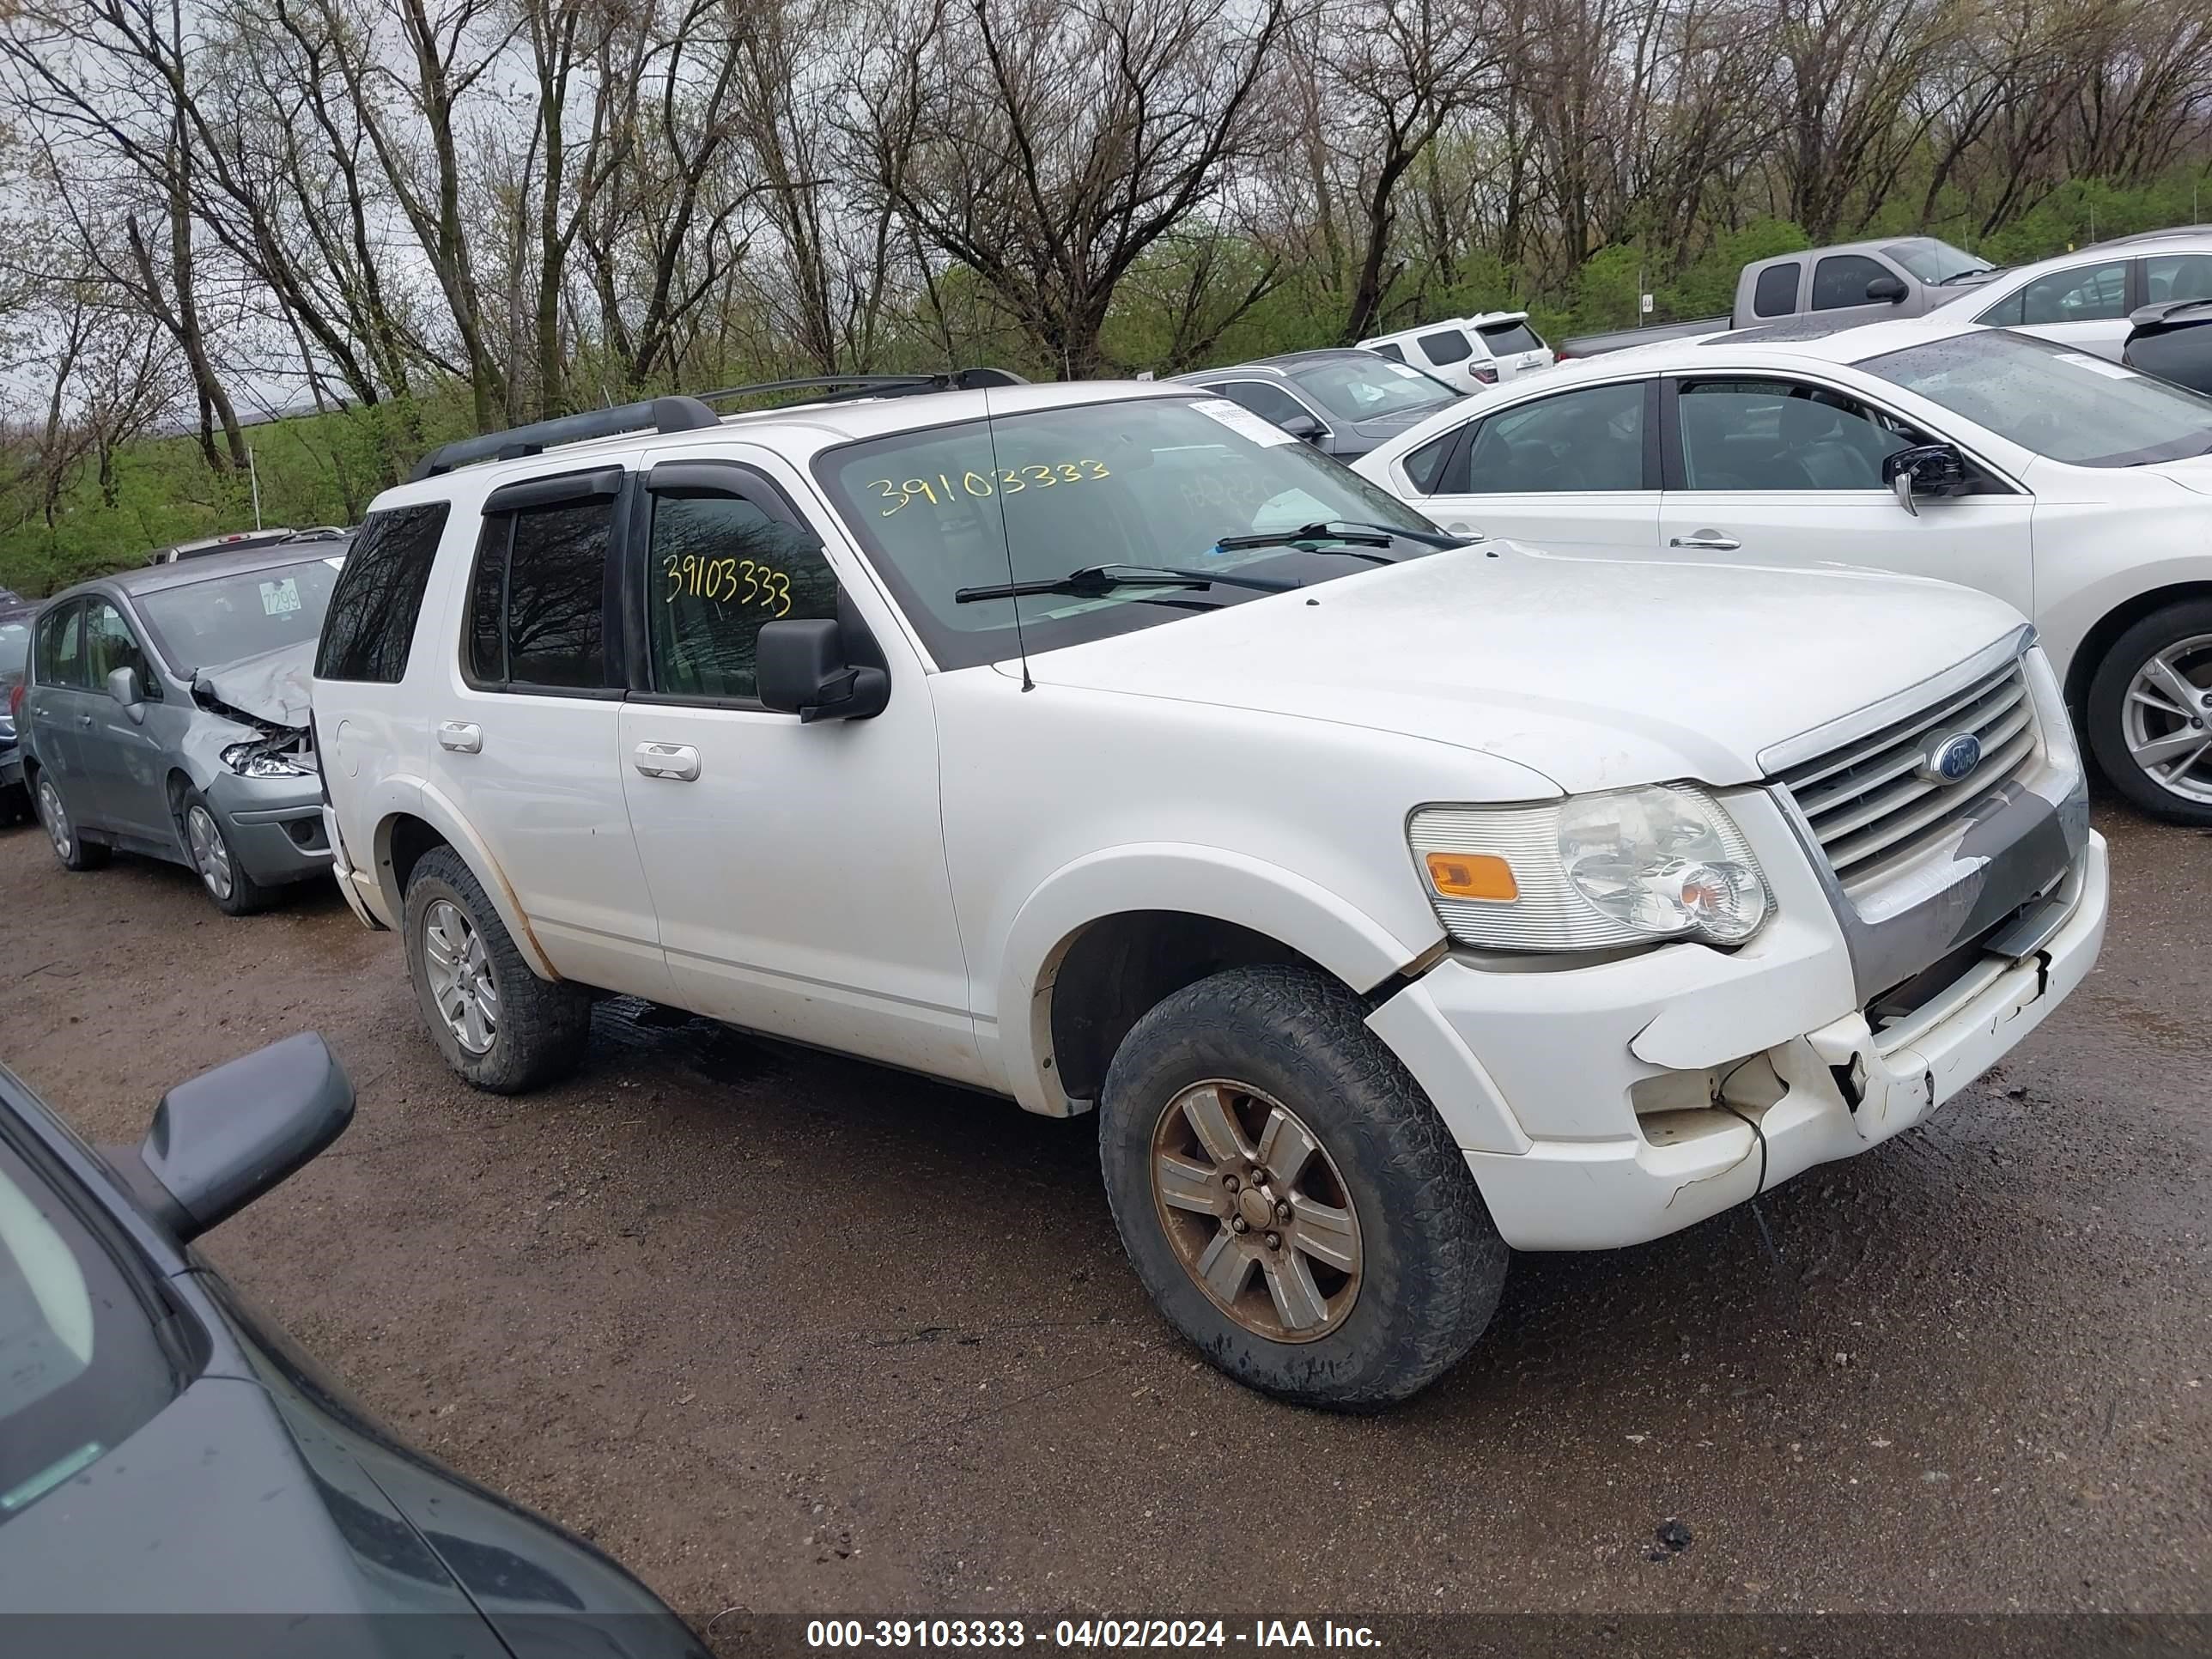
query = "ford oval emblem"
xmin=1921 ymin=732 xmax=1984 ymax=785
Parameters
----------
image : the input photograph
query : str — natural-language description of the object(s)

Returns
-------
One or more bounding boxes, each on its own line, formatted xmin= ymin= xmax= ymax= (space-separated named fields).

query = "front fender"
xmin=994 ymin=842 xmax=1440 ymax=1116
xmin=366 ymin=775 xmax=560 ymax=981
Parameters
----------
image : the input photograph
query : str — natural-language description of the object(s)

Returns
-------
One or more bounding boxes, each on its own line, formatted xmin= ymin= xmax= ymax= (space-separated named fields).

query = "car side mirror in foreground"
xmin=757 ymin=618 xmax=890 ymax=724
xmin=133 ymin=1033 xmax=354 ymax=1242
xmin=1279 ymin=414 xmax=1326 ymax=443
xmin=106 ymin=665 xmax=145 ymax=721
xmin=1883 ymin=443 xmax=1971 ymax=517
xmin=1865 ymin=275 xmax=1910 ymax=304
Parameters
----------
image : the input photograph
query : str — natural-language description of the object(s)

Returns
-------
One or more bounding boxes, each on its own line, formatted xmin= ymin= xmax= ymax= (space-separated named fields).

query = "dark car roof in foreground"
xmin=50 ymin=538 xmax=354 ymax=605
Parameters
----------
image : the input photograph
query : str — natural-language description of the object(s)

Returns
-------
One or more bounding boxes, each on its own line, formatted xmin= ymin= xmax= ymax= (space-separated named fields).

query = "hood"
xmin=2146 ymin=453 xmax=2212 ymax=496
xmin=1344 ymin=404 xmax=1460 ymax=437
xmin=1013 ymin=544 xmax=2029 ymax=793
xmin=192 ymin=639 xmax=314 ymax=729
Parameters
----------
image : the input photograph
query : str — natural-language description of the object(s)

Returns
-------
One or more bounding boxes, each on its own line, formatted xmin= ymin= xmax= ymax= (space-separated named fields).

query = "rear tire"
xmin=1097 ymin=963 xmax=1509 ymax=1410
xmin=403 ymin=846 xmax=592 ymax=1093
xmin=2087 ymin=600 xmax=2212 ymax=826
xmin=34 ymin=772 xmax=110 ymax=872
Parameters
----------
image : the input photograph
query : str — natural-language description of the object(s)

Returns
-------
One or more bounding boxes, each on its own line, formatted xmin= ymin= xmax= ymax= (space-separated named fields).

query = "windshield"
xmin=0 ymin=1121 xmax=176 ymax=1525
xmin=1881 ymin=240 xmax=1991 ymax=284
xmin=1287 ymin=357 xmax=1460 ymax=422
xmin=135 ymin=556 xmax=344 ymax=677
xmin=1858 ymin=329 xmax=2212 ymax=466
xmin=0 ymin=620 xmax=27 ymax=687
xmin=815 ymin=395 xmax=1442 ymax=669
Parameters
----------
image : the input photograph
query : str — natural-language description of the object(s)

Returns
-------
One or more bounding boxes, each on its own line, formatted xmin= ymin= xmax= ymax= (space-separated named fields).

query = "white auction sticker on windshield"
xmin=2055 ymin=351 xmax=2138 ymax=380
xmin=259 ymin=577 xmax=301 ymax=617
xmin=1190 ymin=398 xmax=1298 ymax=447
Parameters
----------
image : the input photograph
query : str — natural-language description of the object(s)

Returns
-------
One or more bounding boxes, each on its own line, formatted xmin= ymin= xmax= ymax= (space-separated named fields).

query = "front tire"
xmin=2087 ymin=600 xmax=2212 ymax=825
xmin=403 ymin=846 xmax=592 ymax=1093
xmin=35 ymin=773 xmax=110 ymax=872
xmin=1098 ymin=963 xmax=1509 ymax=1410
xmin=179 ymin=788 xmax=273 ymax=915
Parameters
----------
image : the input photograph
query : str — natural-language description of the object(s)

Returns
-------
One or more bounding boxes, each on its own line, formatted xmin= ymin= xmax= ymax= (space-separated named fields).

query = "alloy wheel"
xmin=185 ymin=804 xmax=234 ymax=902
xmin=422 ymin=899 xmax=499 ymax=1055
xmin=2122 ymin=633 xmax=2212 ymax=807
xmin=1148 ymin=1079 xmax=1363 ymax=1343
xmin=37 ymin=776 xmax=70 ymax=861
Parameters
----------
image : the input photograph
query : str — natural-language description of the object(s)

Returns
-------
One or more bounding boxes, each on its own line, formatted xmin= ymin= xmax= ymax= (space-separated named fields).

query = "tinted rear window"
xmin=1418 ymin=330 xmax=1474 ymax=365
xmin=1476 ymin=320 xmax=1543 ymax=355
xmin=1753 ymin=263 xmax=1801 ymax=318
xmin=315 ymin=503 xmax=451 ymax=683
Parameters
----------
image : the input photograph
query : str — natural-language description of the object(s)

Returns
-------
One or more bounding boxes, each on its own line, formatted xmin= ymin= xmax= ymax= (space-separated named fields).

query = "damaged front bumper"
xmin=1364 ymin=762 xmax=2108 ymax=1252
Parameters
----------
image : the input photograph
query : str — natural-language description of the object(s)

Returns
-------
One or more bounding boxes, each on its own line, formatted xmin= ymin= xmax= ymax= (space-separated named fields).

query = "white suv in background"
xmin=1354 ymin=312 xmax=2212 ymax=824
xmin=1359 ymin=312 xmax=1555 ymax=391
xmin=313 ymin=373 xmax=2104 ymax=1409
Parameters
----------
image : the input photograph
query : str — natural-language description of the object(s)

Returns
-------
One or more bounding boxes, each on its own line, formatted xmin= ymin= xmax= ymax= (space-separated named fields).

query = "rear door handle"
xmin=438 ymin=721 xmax=483 ymax=754
xmin=634 ymin=742 xmax=700 ymax=782
xmin=77 ymin=714 xmax=94 ymax=728
xmin=1669 ymin=532 xmax=1741 ymax=550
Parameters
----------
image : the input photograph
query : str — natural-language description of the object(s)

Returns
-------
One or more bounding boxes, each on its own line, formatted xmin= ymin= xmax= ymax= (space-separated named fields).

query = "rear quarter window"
xmin=1418 ymin=330 xmax=1474 ymax=366
xmin=314 ymin=502 xmax=453 ymax=683
xmin=1752 ymin=263 xmax=1801 ymax=319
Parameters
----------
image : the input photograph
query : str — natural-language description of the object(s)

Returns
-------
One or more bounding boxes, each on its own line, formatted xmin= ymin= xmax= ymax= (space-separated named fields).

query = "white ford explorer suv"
xmin=313 ymin=372 xmax=2107 ymax=1408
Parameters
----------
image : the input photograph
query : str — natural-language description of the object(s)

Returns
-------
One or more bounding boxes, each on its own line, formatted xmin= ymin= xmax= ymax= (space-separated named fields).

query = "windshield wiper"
xmin=954 ymin=562 xmax=1300 ymax=605
xmin=1212 ymin=520 xmax=1475 ymax=556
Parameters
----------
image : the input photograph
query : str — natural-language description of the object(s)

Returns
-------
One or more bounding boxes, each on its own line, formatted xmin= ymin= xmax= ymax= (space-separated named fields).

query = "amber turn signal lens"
xmin=1424 ymin=852 xmax=1517 ymax=902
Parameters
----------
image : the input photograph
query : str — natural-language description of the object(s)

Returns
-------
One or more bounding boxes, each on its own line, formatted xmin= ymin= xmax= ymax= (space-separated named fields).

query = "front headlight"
xmin=222 ymin=741 xmax=314 ymax=779
xmin=1409 ymin=784 xmax=1771 ymax=951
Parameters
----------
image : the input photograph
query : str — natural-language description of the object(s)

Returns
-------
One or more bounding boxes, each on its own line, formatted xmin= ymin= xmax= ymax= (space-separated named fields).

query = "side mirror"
xmin=1883 ymin=443 xmax=1971 ymax=516
xmin=1279 ymin=414 xmax=1326 ymax=443
xmin=757 ymin=619 xmax=890 ymax=724
xmin=131 ymin=1033 xmax=354 ymax=1242
xmin=106 ymin=665 xmax=145 ymax=721
xmin=1865 ymin=274 xmax=1911 ymax=304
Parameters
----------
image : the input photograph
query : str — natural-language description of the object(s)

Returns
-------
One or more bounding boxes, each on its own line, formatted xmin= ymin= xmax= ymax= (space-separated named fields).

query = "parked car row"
xmin=17 ymin=303 xmax=2197 ymax=1412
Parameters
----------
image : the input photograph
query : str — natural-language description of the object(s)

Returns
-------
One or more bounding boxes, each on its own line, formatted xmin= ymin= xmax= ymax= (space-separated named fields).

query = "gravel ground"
xmin=0 ymin=799 xmax=2204 ymax=1624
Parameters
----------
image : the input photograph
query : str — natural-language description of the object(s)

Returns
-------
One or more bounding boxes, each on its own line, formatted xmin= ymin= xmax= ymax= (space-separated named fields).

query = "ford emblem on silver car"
xmin=1923 ymin=732 xmax=1985 ymax=784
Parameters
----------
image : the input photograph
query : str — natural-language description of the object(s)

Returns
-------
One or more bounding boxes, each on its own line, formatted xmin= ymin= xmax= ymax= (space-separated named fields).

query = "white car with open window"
xmin=312 ymin=372 xmax=2106 ymax=1408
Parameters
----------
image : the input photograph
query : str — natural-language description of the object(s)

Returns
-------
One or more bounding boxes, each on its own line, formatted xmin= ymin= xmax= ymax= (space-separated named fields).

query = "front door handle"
xmin=1669 ymin=532 xmax=1741 ymax=550
xmin=634 ymin=742 xmax=701 ymax=782
xmin=77 ymin=713 xmax=94 ymax=728
xmin=438 ymin=720 xmax=483 ymax=754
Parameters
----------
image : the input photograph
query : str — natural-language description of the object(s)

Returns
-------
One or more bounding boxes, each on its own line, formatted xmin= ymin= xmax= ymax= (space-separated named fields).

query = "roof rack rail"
xmin=690 ymin=366 xmax=1028 ymax=406
xmin=409 ymin=395 xmax=723 ymax=482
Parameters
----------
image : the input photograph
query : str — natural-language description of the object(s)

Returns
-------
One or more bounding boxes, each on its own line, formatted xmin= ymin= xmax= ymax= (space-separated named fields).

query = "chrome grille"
xmin=1776 ymin=657 xmax=2039 ymax=891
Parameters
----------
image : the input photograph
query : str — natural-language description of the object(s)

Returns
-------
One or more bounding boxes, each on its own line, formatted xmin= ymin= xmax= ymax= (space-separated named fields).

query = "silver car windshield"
xmin=135 ymin=557 xmax=345 ymax=676
xmin=1856 ymin=329 xmax=2212 ymax=467
xmin=1291 ymin=358 xmax=1459 ymax=422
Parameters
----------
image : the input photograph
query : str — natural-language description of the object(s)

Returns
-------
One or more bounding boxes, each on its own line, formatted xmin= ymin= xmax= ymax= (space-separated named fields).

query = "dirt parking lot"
xmin=0 ymin=800 xmax=2205 ymax=1624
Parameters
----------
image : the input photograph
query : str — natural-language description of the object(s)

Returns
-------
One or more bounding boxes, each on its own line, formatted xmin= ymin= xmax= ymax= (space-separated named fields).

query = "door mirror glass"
xmin=756 ymin=618 xmax=889 ymax=723
xmin=1865 ymin=274 xmax=1910 ymax=304
xmin=105 ymin=665 xmax=143 ymax=711
xmin=132 ymin=1033 xmax=354 ymax=1243
xmin=1882 ymin=443 xmax=1971 ymax=514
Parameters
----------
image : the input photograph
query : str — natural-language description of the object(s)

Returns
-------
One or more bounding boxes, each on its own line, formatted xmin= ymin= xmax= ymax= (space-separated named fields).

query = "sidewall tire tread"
xmin=404 ymin=846 xmax=592 ymax=1093
xmin=179 ymin=787 xmax=275 ymax=916
xmin=2087 ymin=599 xmax=2212 ymax=826
xmin=37 ymin=774 xmax=110 ymax=871
xmin=1098 ymin=962 xmax=1509 ymax=1411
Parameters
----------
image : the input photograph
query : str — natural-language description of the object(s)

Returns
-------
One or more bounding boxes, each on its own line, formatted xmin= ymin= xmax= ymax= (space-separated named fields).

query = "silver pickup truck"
xmin=1560 ymin=235 xmax=1999 ymax=358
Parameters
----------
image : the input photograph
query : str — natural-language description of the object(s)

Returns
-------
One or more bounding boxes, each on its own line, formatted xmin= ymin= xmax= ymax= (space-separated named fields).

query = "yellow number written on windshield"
xmin=867 ymin=460 xmax=1111 ymax=517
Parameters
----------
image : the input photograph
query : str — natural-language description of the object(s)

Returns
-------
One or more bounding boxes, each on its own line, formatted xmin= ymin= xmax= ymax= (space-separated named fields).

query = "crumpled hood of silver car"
xmin=193 ymin=640 xmax=315 ymax=730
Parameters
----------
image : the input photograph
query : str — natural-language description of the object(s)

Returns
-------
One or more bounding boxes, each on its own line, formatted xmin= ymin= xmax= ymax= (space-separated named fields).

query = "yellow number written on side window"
xmin=661 ymin=555 xmax=793 ymax=617
xmin=866 ymin=460 xmax=1111 ymax=516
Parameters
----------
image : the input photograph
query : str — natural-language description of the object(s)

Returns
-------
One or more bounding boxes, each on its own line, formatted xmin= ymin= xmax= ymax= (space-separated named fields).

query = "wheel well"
xmin=1047 ymin=912 xmax=1315 ymax=1104
xmin=2064 ymin=581 xmax=2212 ymax=718
xmin=383 ymin=813 xmax=449 ymax=896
